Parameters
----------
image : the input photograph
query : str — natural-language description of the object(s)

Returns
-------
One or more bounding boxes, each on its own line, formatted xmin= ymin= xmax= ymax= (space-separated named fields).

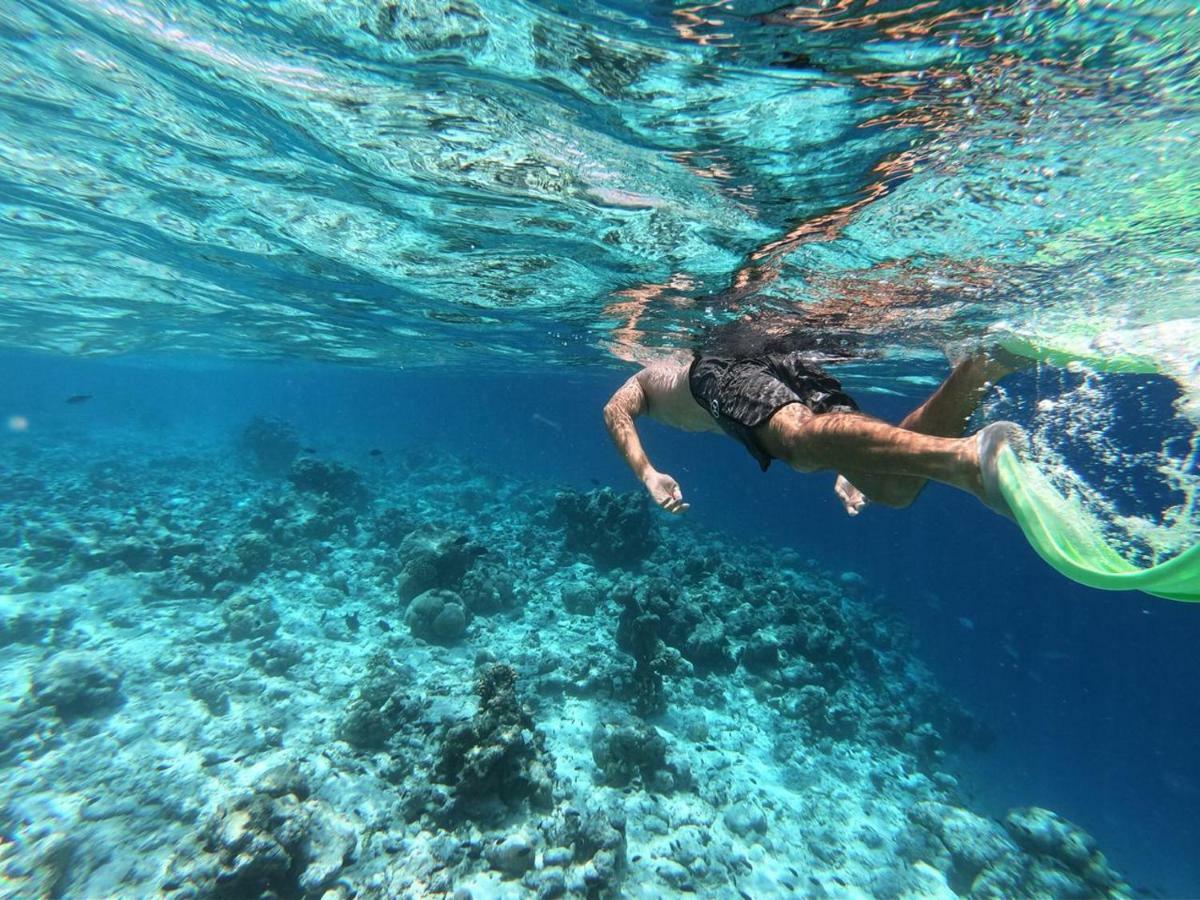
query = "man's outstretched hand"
xmin=643 ymin=470 xmax=689 ymax=514
xmin=835 ymin=475 xmax=868 ymax=516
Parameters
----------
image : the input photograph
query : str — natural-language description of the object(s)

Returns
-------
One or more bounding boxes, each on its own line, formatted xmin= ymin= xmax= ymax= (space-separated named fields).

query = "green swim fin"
xmin=987 ymin=432 xmax=1200 ymax=602
xmin=991 ymin=331 xmax=1161 ymax=375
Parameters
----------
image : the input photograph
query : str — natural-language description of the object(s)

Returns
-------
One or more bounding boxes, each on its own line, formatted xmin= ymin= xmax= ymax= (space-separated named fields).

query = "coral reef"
xmin=30 ymin=651 xmax=124 ymax=718
xmin=238 ymin=416 xmax=300 ymax=477
xmin=162 ymin=769 xmax=356 ymax=898
xmin=0 ymin=434 xmax=1139 ymax=898
xmin=434 ymin=664 xmax=555 ymax=823
xmin=288 ymin=458 xmax=368 ymax=511
xmin=404 ymin=588 xmax=469 ymax=643
xmin=394 ymin=528 xmax=486 ymax=602
xmin=554 ymin=487 xmax=654 ymax=569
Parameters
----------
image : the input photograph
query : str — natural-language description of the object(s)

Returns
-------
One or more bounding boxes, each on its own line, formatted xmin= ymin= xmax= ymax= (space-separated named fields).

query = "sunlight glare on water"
xmin=1 ymin=0 xmax=1197 ymax=371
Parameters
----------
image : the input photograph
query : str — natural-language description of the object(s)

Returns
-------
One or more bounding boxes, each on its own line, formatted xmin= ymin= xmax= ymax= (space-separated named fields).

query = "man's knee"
xmin=872 ymin=481 xmax=921 ymax=509
xmin=777 ymin=418 xmax=825 ymax=473
xmin=874 ymin=490 xmax=916 ymax=510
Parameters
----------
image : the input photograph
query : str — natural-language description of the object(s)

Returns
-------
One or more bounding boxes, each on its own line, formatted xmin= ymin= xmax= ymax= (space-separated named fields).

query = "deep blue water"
xmin=3 ymin=348 xmax=1198 ymax=893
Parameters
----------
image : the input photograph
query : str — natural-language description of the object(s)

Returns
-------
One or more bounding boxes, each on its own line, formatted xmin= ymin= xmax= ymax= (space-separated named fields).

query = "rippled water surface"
xmin=2 ymin=0 xmax=1198 ymax=378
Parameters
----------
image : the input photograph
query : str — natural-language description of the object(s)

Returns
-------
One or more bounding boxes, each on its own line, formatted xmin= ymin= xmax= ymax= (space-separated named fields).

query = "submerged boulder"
xmin=554 ymin=488 xmax=653 ymax=569
xmin=30 ymin=651 xmax=124 ymax=718
xmin=162 ymin=779 xmax=356 ymax=898
xmin=434 ymin=664 xmax=555 ymax=822
xmin=404 ymin=588 xmax=469 ymax=643
xmin=288 ymin=458 xmax=368 ymax=511
xmin=590 ymin=721 xmax=672 ymax=790
xmin=339 ymin=650 xmax=423 ymax=751
xmin=222 ymin=593 xmax=280 ymax=642
xmin=238 ymin=415 xmax=300 ymax=477
xmin=1004 ymin=807 xmax=1130 ymax=897
xmin=395 ymin=528 xmax=486 ymax=601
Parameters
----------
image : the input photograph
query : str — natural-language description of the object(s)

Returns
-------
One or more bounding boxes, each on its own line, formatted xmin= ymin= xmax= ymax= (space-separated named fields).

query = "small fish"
xmin=958 ymin=616 xmax=975 ymax=631
xmin=377 ymin=619 xmax=392 ymax=632
xmin=589 ymin=477 xmax=601 ymax=487
xmin=302 ymin=447 xmax=317 ymax=454
xmin=369 ymin=448 xmax=383 ymax=457
xmin=344 ymin=612 xmax=359 ymax=632
xmin=65 ymin=394 xmax=93 ymax=404
xmin=531 ymin=412 xmax=562 ymax=432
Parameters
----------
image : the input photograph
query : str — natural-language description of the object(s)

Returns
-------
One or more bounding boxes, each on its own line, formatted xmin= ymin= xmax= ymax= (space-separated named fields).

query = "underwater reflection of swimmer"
xmin=603 ymin=337 xmax=1024 ymax=517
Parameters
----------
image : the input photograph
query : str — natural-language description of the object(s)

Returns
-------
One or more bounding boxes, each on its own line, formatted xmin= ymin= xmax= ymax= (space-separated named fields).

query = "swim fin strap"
xmin=995 ymin=446 xmax=1200 ymax=602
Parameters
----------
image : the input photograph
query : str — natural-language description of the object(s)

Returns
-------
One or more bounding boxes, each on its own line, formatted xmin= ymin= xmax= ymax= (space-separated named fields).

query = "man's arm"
xmin=603 ymin=371 xmax=689 ymax=514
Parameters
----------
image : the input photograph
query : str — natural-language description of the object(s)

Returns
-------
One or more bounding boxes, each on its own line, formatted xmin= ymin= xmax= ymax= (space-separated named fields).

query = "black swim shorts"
xmin=688 ymin=351 xmax=859 ymax=471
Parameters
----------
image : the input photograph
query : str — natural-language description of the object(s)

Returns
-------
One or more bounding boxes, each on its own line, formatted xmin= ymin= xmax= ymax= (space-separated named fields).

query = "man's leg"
xmin=758 ymin=404 xmax=986 ymax=501
xmin=832 ymin=351 xmax=1021 ymax=508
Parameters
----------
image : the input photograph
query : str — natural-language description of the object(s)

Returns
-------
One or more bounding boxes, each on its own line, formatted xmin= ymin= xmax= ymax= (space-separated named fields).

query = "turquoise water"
xmin=2 ymin=1 xmax=1199 ymax=897
xmin=3 ymin=0 xmax=1199 ymax=375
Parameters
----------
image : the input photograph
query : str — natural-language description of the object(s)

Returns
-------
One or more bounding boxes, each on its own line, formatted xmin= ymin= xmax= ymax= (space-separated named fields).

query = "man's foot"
xmin=974 ymin=421 xmax=1027 ymax=518
xmin=948 ymin=339 xmax=1038 ymax=384
xmin=835 ymin=475 xmax=869 ymax=516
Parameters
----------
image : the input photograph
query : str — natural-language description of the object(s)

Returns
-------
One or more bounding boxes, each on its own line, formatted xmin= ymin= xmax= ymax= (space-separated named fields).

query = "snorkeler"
xmin=603 ymin=344 xmax=1024 ymax=518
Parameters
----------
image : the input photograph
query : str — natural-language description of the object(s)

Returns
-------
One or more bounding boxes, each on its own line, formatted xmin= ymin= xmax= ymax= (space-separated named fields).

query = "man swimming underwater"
xmin=603 ymin=337 xmax=1024 ymax=517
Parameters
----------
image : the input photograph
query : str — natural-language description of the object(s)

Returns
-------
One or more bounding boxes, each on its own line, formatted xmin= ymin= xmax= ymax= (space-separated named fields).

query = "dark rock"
xmin=256 ymin=763 xmax=311 ymax=801
xmin=189 ymin=673 xmax=230 ymax=716
xmin=1 ymin=607 xmax=77 ymax=647
xmin=434 ymin=664 xmax=554 ymax=823
xmin=543 ymin=803 xmax=626 ymax=894
xmin=229 ymin=532 xmax=272 ymax=579
xmin=622 ymin=613 xmax=691 ymax=718
xmin=373 ymin=507 xmax=414 ymax=547
xmin=162 ymin=787 xmax=355 ymax=898
xmin=1004 ymin=807 xmax=1130 ymax=896
xmin=99 ymin=538 xmax=163 ymax=572
xmin=0 ymin=699 xmax=45 ymax=763
xmin=460 ymin=562 xmax=516 ymax=615
xmin=553 ymin=488 xmax=653 ymax=570
xmin=723 ymin=800 xmax=768 ymax=837
xmin=614 ymin=586 xmax=694 ymax=717
xmin=740 ymin=633 xmax=782 ymax=674
xmin=560 ymin=580 xmax=600 ymax=616
xmin=681 ymin=617 xmax=734 ymax=672
xmin=486 ymin=832 xmax=535 ymax=877
xmin=249 ymin=638 xmax=305 ymax=676
xmin=396 ymin=529 xmax=485 ymax=601
xmin=339 ymin=650 xmax=422 ymax=751
xmin=590 ymin=721 xmax=670 ymax=789
xmin=288 ymin=458 xmax=368 ymax=511
xmin=222 ymin=594 xmax=280 ymax=641
xmin=239 ymin=416 xmax=300 ymax=477
xmin=404 ymin=588 xmax=469 ymax=643
xmin=30 ymin=651 xmax=124 ymax=718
